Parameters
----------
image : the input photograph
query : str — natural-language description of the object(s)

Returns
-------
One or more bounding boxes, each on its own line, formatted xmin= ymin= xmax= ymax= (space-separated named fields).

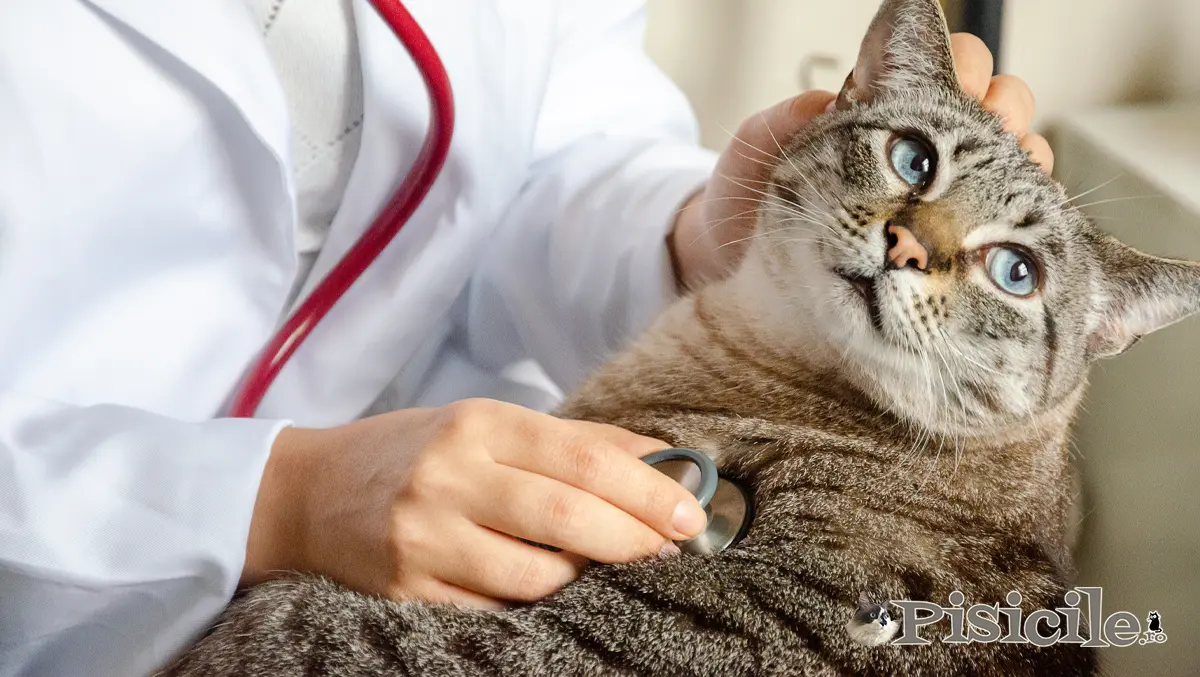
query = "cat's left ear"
xmin=1088 ymin=234 xmax=1200 ymax=359
xmin=837 ymin=0 xmax=961 ymax=109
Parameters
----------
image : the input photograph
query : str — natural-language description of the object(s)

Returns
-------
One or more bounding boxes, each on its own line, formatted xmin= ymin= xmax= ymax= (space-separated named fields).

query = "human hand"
xmin=242 ymin=398 xmax=708 ymax=609
xmin=669 ymin=33 xmax=1054 ymax=290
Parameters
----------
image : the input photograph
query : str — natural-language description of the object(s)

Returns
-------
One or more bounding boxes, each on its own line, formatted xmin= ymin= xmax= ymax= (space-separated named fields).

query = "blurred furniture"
xmin=949 ymin=0 xmax=1004 ymax=72
xmin=1052 ymin=102 xmax=1200 ymax=676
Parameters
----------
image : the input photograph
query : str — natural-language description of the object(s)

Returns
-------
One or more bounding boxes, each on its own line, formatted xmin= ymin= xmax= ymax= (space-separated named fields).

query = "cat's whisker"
xmin=782 ymin=166 xmax=837 ymax=216
xmin=680 ymin=193 xmax=770 ymax=208
xmin=713 ymin=228 xmax=805 ymax=252
xmin=732 ymin=147 xmax=779 ymax=169
xmin=756 ymin=111 xmax=805 ymax=180
xmin=685 ymin=207 xmax=770 ymax=247
xmin=936 ymin=330 xmax=1003 ymax=376
xmin=770 ymin=209 xmax=835 ymax=236
xmin=892 ymin=336 xmax=938 ymax=484
xmin=772 ymin=213 xmax=842 ymax=237
xmin=733 ymin=175 xmax=785 ymax=187
xmin=1057 ymin=173 xmax=1124 ymax=207
xmin=717 ymin=123 xmax=780 ymax=161
xmin=926 ymin=336 xmax=968 ymax=478
xmin=753 ymin=211 xmax=845 ymax=249
xmin=1068 ymin=194 xmax=1162 ymax=212
xmin=721 ymin=174 xmax=825 ymax=221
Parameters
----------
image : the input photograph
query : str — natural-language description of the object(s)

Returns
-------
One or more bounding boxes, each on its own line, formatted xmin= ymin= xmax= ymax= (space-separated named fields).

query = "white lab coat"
xmin=0 ymin=1 xmax=718 ymax=674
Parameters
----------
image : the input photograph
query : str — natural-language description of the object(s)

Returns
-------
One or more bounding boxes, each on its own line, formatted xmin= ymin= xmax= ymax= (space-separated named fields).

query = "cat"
xmin=1148 ymin=610 xmax=1163 ymax=634
xmin=844 ymin=592 xmax=899 ymax=647
xmin=161 ymin=0 xmax=1200 ymax=674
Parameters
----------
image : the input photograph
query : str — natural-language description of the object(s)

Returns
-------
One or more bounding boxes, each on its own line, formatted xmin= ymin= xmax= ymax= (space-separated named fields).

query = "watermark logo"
xmin=1140 ymin=610 xmax=1167 ymax=645
xmin=850 ymin=587 xmax=1166 ymax=647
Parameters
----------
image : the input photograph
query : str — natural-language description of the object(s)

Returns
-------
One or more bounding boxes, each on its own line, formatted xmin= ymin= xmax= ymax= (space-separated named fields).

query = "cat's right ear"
xmin=1088 ymin=234 xmax=1200 ymax=359
xmin=836 ymin=0 xmax=960 ymax=109
xmin=857 ymin=591 xmax=872 ymax=609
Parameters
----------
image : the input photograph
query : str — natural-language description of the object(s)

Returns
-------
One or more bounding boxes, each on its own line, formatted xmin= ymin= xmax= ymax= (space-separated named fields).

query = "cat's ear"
xmin=1088 ymin=234 xmax=1200 ymax=359
xmin=836 ymin=0 xmax=960 ymax=109
xmin=857 ymin=591 xmax=872 ymax=609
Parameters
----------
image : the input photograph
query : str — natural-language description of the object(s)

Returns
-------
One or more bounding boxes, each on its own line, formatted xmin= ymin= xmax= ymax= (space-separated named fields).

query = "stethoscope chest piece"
xmin=642 ymin=448 xmax=753 ymax=556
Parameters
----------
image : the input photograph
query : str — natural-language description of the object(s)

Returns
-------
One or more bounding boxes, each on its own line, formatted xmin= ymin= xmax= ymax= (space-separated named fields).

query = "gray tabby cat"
xmin=163 ymin=0 xmax=1200 ymax=674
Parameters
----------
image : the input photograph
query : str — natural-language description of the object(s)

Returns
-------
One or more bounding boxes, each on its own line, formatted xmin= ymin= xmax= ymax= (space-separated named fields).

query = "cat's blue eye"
xmin=889 ymin=136 xmax=936 ymax=187
xmin=869 ymin=611 xmax=878 ymax=619
xmin=985 ymin=246 xmax=1040 ymax=297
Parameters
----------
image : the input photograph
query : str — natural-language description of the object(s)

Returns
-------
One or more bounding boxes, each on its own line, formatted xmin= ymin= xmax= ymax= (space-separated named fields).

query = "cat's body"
xmin=162 ymin=0 xmax=1200 ymax=674
xmin=163 ymin=282 xmax=1093 ymax=676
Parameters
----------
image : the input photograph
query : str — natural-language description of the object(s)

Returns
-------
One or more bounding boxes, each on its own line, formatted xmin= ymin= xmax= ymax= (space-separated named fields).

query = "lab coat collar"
xmin=81 ymin=0 xmax=294 ymax=181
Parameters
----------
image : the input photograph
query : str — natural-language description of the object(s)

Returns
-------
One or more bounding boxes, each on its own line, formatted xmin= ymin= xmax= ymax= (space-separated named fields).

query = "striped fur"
xmin=162 ymin=0 xmax=1200 ymax=675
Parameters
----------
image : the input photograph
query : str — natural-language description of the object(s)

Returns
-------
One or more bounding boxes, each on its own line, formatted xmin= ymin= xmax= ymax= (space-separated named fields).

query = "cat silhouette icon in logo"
xmin=845 ymin=592 xmax=900 ymax=647
xmin=1140 ymin=611 xmax=1167 ymax=645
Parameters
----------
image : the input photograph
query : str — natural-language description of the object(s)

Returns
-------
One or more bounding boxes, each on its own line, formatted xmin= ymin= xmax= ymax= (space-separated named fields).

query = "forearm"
xmin=0 ymin=392 xmax=289 ymax=677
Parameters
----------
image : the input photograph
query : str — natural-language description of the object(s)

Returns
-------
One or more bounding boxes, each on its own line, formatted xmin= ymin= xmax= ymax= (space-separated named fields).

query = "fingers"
xmin=948 ymin=33 xmax=1051 ymax=175
xmin=1020 ymin=133 xmax=1055 ymax=174
xmin=491 ymin=421 xmax=708 ymax=542
xmin=422 ymin=517 xmax=585 ymax=603
xmin=949 ymin=33 xmax=993 ymax=100
xmin=783 ymin=89 xmax=839 ymax=125
xmin=472 ymin=464 xmax=676 ymax=563
xmin=565 ymin=419 xmax=667 ymax=458
xmin=398 ymin=578 xmax=510 ymax=611
xmin=983 ymin=74 xmax=1036 ymax=136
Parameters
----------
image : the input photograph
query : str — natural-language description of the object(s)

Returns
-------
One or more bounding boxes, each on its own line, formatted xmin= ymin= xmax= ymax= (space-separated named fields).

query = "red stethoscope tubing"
xmin=228 ymin=0 xmax=454 ymax=418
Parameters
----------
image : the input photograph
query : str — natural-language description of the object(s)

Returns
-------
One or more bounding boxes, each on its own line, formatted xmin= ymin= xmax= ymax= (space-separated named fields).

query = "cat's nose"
xmin=886 ymin=224 xmax=928 ymax=271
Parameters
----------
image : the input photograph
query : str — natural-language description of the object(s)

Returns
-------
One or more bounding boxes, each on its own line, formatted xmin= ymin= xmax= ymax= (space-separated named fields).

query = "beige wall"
xmin=645 ymin=0 xmax=1200 ymax=151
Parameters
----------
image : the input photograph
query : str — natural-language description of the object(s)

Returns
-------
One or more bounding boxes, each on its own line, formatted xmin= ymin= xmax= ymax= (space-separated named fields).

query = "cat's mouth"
xmin=836 ymin=271 xmax=884 ymax=333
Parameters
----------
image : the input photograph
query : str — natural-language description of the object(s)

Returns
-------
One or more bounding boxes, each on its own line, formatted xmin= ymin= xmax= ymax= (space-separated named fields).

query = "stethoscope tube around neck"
xmin=228 ymin=0 xmax=455 ymax=418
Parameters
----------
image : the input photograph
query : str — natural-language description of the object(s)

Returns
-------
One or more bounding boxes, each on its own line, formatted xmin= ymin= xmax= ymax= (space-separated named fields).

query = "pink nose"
xmin=887 ymin=224 xmax=928 ymax=271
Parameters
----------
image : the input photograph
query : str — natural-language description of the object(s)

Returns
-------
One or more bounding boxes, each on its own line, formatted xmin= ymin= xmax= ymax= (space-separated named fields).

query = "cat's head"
xmin=747 ymin=0 xmax=1200 ymax=437
xmin=845 ymin=592 xmax=899 ymax=646
xmin=852 ymin=591 xmax=891 ymax=627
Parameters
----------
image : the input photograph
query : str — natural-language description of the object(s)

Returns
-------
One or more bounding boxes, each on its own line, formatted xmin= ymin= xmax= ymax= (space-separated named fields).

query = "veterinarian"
xmin=0 ymin=2 xmax=1050 ymax=675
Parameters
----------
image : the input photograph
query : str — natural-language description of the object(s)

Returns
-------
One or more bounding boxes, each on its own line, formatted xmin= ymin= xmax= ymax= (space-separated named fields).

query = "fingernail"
xmin=658 ymin=542 xmax=681 ymax=559
xmin=672 ymin=501 xmax=708 ymax=538
xmin=824 ymin=99 xmax=837 ymax=114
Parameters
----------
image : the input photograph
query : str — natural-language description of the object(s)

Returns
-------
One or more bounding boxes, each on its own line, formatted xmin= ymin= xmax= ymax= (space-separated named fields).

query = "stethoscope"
xmin=224 ymin=0 xmax=754 ymax=555
xmin=643 ymin=449 xmax=754 ymax=555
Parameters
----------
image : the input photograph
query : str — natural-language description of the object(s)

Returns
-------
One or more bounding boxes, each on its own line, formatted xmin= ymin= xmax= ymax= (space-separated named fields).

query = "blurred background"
xmin=643 ymin=1 xmax=1199 ymax=674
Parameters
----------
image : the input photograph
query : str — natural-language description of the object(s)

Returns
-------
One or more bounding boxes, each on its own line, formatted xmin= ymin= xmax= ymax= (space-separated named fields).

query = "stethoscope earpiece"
xmin=643 ymin=448 xmax=753 ymax=555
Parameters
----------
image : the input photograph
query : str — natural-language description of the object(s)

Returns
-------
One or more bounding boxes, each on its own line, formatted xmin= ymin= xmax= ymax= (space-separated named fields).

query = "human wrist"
xmin=668 ymin=186 xmax=711 ymax=291
xmin=667 ymin=184 xmax=729 ymax=290
xmin=242 ymin=425 xmax=315 ymax=585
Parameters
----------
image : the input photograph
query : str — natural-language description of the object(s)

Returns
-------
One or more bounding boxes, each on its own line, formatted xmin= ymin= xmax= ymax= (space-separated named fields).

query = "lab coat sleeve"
xmin=0 ymin=391 xmax=289 ymax=677
xmin=462 ymin=0 xmax=720 ymax=391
